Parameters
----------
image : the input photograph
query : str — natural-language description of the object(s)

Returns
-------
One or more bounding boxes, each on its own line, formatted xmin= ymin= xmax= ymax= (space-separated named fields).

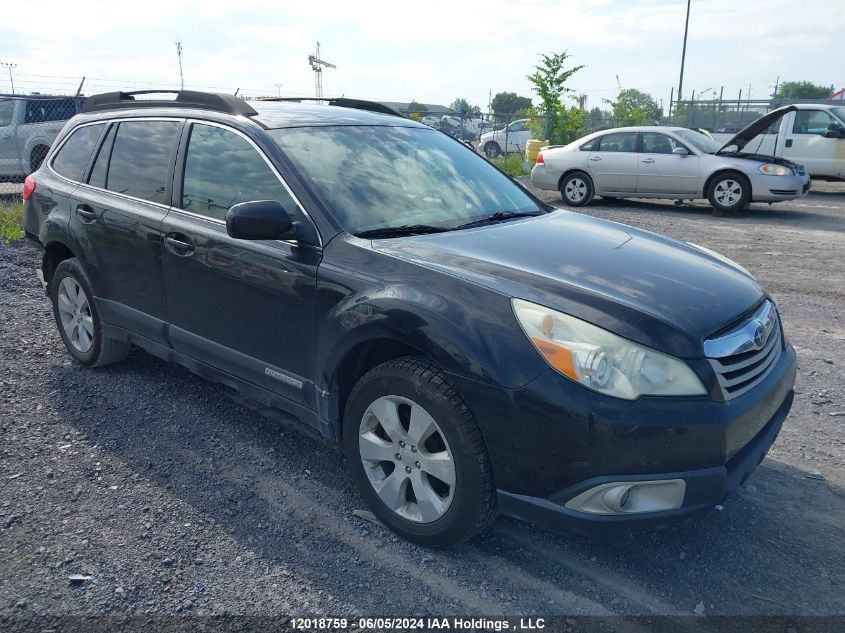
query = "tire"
xmin=559 ymin=171 xmax=594 ymax=207
xmin=706 ymin=172 xmax=750 ymax=214
xmin=50 ymin=258 xmax=130 ymax=367
xmin=484 ymin=142 xmax=502 ymax=159
xmin=30 ymin=145 xmax=49 ymax=173
xmin=343 ymin=357 xmax=497 ymax=547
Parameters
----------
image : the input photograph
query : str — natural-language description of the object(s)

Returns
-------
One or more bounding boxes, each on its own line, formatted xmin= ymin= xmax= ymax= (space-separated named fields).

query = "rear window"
xmin=106 ymin=121 xmax=180 ymax=205
xmin=51 ymin=124 xmax=106 ymax=181
xmin=597 ymin=132 xmax=637 ymax=152
xmin=579 ymin=137 xmax=599 ymax=151
xmin=24 ymin=98 xmax=78 ymax=124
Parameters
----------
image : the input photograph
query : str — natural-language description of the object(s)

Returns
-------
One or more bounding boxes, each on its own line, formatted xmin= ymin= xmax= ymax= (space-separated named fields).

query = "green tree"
xmin=491 ymin=91 xmax=532 ymax=119
xmin=604 ymin=88 xmax=662 ymax=125
xmin=449 ymin=98 xmax=481 ymax=117
xmin=526 ymin=51 xmax=585 ymax=140
xmin=589 ymin=106 xmax=604 ymax=128
xmin=408 ymin=99 xmax=428 ymax=117
xmin=775 ymin=81 xmax=831 ymax=100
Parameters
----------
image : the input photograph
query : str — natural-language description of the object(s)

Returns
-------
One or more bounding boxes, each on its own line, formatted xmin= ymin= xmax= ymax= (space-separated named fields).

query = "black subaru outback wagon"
xmin=23 ymin=90 xmax=796 ymax=547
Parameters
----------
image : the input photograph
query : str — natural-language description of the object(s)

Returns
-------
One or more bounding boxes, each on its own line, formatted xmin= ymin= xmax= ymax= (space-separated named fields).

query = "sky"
xmin=1 ymin=0 xmax=842 ymax=112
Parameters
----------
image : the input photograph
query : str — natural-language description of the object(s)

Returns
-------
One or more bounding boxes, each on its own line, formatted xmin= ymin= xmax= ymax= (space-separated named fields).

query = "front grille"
xmin=705 ymin=302 xmax=783 ymax=401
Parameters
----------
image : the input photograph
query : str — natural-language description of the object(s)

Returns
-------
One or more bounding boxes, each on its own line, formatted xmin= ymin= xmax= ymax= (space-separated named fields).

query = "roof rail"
xmin=256 ymin=97 xmax=405 ymax=118
xmin=81 ymin=90 xmax=258 ymax=116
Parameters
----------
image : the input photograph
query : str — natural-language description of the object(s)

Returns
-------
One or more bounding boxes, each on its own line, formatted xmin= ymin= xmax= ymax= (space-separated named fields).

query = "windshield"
xmin=268 ymin=125 xmax=541 ymax=234
xmin=673 ymin=129 xmax=722 ymax=154
xmin=832 ymin=107 xmax=845 ymax=124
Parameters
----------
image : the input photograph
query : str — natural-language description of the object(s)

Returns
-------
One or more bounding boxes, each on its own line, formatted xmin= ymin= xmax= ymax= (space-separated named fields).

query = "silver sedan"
xmin=530 ymin=106 xmax=811 ymax=213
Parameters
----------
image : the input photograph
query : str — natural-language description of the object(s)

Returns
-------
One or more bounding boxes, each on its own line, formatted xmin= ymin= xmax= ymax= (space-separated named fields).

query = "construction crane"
xmin=308 ymin=42 xmax=336 ymax=99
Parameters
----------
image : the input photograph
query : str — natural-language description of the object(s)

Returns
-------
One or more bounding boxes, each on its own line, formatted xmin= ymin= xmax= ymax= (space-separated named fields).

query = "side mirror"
xmin=225 ymin=200 xmax=297 ymax=241
xmin=826 ymin=121 xmax=845 ymax=138
xmin=672 ymin=146 xmax=690 ymax=155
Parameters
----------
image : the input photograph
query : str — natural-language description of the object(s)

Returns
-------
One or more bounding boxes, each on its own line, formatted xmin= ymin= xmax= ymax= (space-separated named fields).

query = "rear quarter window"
xmin=51 ymin=124 xmax=106 ymax=182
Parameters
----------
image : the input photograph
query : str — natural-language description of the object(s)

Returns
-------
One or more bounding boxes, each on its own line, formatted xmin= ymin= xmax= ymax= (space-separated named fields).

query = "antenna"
xmin=175 ymin=41 xmax=184 ymax=90
xmin=308 ymin=41 xmax=336 ymax=99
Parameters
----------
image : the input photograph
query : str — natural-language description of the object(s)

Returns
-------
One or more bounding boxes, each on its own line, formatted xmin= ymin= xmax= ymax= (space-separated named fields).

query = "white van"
xmin=713 ymin=103 xmax=845 ymax=180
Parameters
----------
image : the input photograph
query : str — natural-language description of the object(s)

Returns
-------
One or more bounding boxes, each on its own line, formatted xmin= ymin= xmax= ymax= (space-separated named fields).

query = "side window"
xmin=641 ymin=132 xmax=685 ymax=154
xmin=580 ymin=137 xmax=599 ymax=151
xmin=508 ymin=120 xmax=526 ymax=133
xmin=106 ymin=121 xmax=180 ymax=205
xmin=792 ymin=110 xmax=836 ymax=135
xmin=0 ymin=99 xmax=14 ymax=127
xmin=181 ymin=123 xmax=297 ymax=221
xmin=24 ymin=99 xmax=77 ymax=124
xmin=51 ymin=124 xmax=106 ymax=182
xmin=88 ymin=124 xmax=116 ymax=189
xmin=597 ymin=132 xmax=637 ymax=153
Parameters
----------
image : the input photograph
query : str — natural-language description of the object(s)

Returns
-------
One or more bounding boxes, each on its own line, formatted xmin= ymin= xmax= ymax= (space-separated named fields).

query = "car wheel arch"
xmin=42 ymin=241 xmax=78 ymax=293
xmin=558 ymin=168 xmax=595 ymax=193
xmin=704 ymin=169 xmax=753 ymax=201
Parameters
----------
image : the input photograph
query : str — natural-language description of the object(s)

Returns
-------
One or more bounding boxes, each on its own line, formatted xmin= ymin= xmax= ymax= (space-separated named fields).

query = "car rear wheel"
xmin=560 ymin=171 xmax=594 ymax=207
xmin=707 ymin=172 xmax=750 ymax=214
xmin=484 ymin=142 xmax=502 ymax=159
xmin=51 ymin=258 xmax=131 ymax=367
xmin=343 ymin=358 xmax=496 ymax=547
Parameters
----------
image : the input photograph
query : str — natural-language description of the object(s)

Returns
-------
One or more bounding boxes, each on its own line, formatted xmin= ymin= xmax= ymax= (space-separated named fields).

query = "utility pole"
xmin=175 ymin=41 xmax=184 ymax=90
xmin=308 ymin=42 xmax=336 ymax=99
xmin=1 ymin=62 xmax=16 ymax=94
xmin=675 ymin=0 xmax=692 ymax=120
xmin=274 ymin=83 xmax=283 ymax=97
xmin=772 ymin=75 xmax=780 ymax=100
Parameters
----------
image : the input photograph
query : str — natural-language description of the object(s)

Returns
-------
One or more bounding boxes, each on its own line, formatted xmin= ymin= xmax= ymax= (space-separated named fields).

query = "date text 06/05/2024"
xmin=290 ymin=617 xmax=547 ymax=630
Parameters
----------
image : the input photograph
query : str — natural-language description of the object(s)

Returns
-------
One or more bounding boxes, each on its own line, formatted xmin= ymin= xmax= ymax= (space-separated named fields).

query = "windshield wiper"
xmin=354 ymin=224 xmax=451 ymax=239
xmin=451 ymin=210 xmax=541 ymax=231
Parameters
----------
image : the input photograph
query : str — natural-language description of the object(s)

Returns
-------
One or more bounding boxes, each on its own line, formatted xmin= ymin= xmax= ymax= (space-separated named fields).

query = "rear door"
xmin=160 ymin=121 xmax=320 ymax=406
xmin=782 ymin=108 xmax=841 ymax=177
xmin=636 ymin=132 xmax=700 ymax=194
xmin=587 ymin=131 xmax=639 ymax=192
xmin=0 ymin=98 xmax=19 ymax=175
xmin=66 ymin=118 xmax=183 ymax=343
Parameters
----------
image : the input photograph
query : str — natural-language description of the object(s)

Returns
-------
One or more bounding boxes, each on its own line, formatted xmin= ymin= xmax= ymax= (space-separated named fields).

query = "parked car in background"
xmin=478 ymin=118 xmax=531 ymax=158
xmin=531 ymin=106 xmax=811 ymax=213
xmin=712 ymin=103 xmax=845 ymax=180
xmin=25 ymin=91 xmax=795 ymax=547
xmin=0 ymin=94 xmax=83 ymax=178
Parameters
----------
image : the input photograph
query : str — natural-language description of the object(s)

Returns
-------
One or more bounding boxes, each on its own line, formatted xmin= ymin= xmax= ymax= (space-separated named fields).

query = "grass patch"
xmin=1 ymin=200 xmax=24 ymax=243
xmin=489 ymin=155 xmax=529 ymax=177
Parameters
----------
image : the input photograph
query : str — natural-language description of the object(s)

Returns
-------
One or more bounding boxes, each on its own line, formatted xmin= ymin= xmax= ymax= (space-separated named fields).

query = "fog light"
xmin=564 ymin=479 xmax=686 ymax=515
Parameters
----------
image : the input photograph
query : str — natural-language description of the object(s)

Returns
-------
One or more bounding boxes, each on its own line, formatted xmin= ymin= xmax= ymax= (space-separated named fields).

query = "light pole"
xmin=1 ymin=62 xmax=16 ymax=94
xmin=674 ymin=0 xmax=692 ymax=123
xmin=274 ymin=83 xmax=283 ymax=97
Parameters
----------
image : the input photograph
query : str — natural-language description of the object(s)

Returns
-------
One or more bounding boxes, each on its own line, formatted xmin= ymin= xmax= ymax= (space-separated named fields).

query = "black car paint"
xmin=24 ymin=102 xmax=796 ymax=532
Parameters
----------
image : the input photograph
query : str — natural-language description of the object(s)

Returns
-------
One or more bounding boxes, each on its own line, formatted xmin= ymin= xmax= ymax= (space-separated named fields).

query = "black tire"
xmin=484 ymin=142 xmax=502 ymax=159
xmin=50 ymin=258 xmax=131 ymax=367
xmin=559 ymin=171 xmax=594 ymax=207
xmin=343 ymin=357 xmax=497 ymax=548
xmin=706 ymin=172 xmax=750 ymax=214
xmin=30 ymin=145 xmax=49 ymax=173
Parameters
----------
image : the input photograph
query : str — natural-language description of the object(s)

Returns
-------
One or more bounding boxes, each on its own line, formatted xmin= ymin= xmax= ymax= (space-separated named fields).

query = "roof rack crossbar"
xmin=81 ymin=90 xmax=258 ymax=116
xmin=256 ymin=97 xmax=405 ymax=118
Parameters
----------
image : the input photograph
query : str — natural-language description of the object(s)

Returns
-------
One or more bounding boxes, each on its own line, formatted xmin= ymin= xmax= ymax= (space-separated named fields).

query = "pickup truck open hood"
xmin=717 ymin=105 xmax=797 ymax=154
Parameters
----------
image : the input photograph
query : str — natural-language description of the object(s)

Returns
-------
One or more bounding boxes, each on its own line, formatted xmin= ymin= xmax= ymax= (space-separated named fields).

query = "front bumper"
xmin=749 ymin=172 xmax=811 ymax=201
xmin=448 ymin=341 xmax=796 ymax=534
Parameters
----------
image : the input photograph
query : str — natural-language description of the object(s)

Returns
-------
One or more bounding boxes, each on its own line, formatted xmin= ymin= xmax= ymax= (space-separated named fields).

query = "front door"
xmin=588 ymin=131 xmax=639 ymax=193
xmin=161 ymin=121 xmax=320 ymax=407
xmin=636 ymin=132 xmax=700 ymax=194
xmin=783 ymin=109 xmax=842 ymax=177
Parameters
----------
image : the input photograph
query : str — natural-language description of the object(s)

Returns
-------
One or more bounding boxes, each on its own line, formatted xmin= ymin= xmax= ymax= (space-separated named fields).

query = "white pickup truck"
xmin=712 ymin=103 xmax=845 ymax=180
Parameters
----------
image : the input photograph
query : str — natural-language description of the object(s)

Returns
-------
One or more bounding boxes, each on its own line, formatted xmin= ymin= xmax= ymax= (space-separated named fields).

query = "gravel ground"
xmin=0 ymin=184 xmax=843 ymax=623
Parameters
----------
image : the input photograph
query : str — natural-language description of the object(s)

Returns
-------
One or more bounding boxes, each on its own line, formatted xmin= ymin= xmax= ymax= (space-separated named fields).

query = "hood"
xmin=717 ymin=105 xmax=797 ymax=154
xmin=372 ymin=212 xmax=765 ymax=357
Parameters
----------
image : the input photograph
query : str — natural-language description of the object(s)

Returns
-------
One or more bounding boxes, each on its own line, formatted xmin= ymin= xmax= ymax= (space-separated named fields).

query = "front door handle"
xmin=641 ymin=158 xmax=656 ymax=164
xmin=589 ymin=156 xmax=602 ymax=162
xmin=75 ymin=204 xmax=97 ymax=223
xmin=785 ymin=138 xmax=793 ymax=148
xmin=164 ymin=234 xmax=195 ymax=256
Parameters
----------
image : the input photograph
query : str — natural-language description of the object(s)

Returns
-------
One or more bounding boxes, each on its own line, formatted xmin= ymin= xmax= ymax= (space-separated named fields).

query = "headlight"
xmin=512 ymin=299 xmax=707 ymax=400
xmin=758 ymin=163 xmax=792 ymax=176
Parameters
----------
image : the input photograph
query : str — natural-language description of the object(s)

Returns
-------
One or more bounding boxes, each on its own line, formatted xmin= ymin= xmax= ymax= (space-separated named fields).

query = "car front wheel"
xmin=560 ymin=171 xmax=594 ymax=207
xmin=707 ymin=172 xmax=750 ymax=214
xmin=343 ymin=358 xmax=496 ymax=547
xmin=484 ymin=142 xmax=502 ymax=159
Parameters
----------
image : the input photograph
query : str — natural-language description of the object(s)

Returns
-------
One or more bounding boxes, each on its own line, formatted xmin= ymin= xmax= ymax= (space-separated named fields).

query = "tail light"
xmin=535 ymin=152 xmax=544 ymax=166
xmin=22 ymin=175 xmax=36 ymax=202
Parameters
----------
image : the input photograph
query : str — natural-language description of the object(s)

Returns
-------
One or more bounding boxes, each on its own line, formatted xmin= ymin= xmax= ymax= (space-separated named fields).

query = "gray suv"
xmin=0 ymin=95 xmax=82 ymax=178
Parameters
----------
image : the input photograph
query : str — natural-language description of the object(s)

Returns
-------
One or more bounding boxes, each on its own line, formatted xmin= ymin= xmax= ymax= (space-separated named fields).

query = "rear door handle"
xmin=589 ymin=156 xmax=602 ymax=162
xmin=164 ymin=234 xmax=195 ymax=256
xmin=75 ymin=204 xmax=97 ymax=223
xmin=641 ymin=158 xmax=656 ymax=164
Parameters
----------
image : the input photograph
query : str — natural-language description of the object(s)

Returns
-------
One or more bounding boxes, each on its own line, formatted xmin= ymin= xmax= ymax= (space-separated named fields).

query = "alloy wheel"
xmin=358 ymin=395 xmax=456 ymax=523
xmin=57 ymin=277 xmax=94 ymax=353
xmin=714 ymin=179 xmax=742 ymax=208
xmin=565 ymin=177 xmax=588 ymax=202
